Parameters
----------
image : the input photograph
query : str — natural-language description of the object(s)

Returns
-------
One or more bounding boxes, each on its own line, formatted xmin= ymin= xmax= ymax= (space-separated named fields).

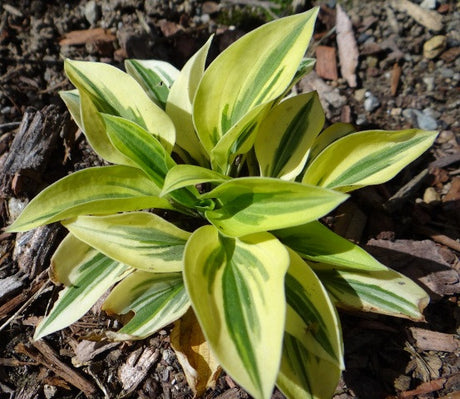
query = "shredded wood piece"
xmin=336 ymin=5 xmax=359 ymax=88
xmin=15 ymin=340 xmax=97 ymax=397
xmin=390 ymin=0 xmax=443 ymax=32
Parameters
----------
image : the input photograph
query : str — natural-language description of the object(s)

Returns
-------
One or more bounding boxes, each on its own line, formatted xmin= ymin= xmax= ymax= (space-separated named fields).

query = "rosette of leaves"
xmin=7 ymin=8 xmax=437 ymax=399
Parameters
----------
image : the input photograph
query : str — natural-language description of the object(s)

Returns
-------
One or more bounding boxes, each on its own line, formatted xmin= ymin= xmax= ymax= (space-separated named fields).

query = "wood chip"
xmin=15 ymin=340 xmax=97 ymax=397
xmin=0 ymin=105 xmax=65 ymax=197
xmin=59 ymin=28 xmax=116 ymax=46
xmin=71 ymin=340 xmax=120 ymax=367
xmin=118 ymin=346 xmax=160 ymax=394
xmin=391 ymin=63 xmax=402 ymax=96
xmin=158 ymin=19 xmax=182 ymax=37
xmin=315 ymin=45 xmax=338 ymax=81
xmin=336 ymin=5 xmax=359 ymax=88
xmin=366 ymin=239 xmax=460 ymax=297
xmin=410 ymin=327 xmax=459 ymax=352
xmin=390 ymin=0 xmax=443 ymax=32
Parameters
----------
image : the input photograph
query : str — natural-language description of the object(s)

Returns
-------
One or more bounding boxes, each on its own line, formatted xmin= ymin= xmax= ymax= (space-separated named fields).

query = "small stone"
xmin=354 ymin=88 xmax=366 ymax=102
xmin=84 ymin=1 xmax=100 ymax=26
xmin=413 ymin=109 xmax=438 ymax=130
xmin=423 ymin=108 xmax=441 ymax=119
xmin=423 ymin=187 xmax=441 ymax=204
xmin=200 ymin=13 xmax=210 ymax=24
xmin=202 ymin=1 xmax=220 ymax=14
xmin=390 ymin=107 xmax=402 ymax=116
xmin=423 ymin=35 xmax=447 ymax=59
xmin=43 ymin=385 xmax=57 ymax=399
xmin=363 ymin=91 xmax=380 ymax=112
xmin=423 ymin=76 xmax=435 ymax=91
xmin=440 ymin=67 xmax=454 ymax=78
xmin=420 ymin=0 xmax=437 ymax=9
xmin=356 ymin=113 xmax=367 ymax=126
xmin=366 ymin=56 xmax=379 ymax=68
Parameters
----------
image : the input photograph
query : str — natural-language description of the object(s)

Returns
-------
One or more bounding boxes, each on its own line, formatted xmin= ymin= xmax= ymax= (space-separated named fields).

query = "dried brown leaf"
xmin=171 ymin=308 xmax=222 ymax=398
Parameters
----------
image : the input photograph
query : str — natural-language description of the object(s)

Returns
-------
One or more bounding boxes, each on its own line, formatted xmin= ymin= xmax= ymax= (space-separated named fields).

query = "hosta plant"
xmin=7 ymin=8 xmax=437 ymax=399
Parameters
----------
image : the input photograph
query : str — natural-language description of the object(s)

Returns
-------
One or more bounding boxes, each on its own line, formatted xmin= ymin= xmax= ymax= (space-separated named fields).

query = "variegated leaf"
xmin=307 ymin=122 xmax=355 ymax=164
xmin=277 ymin=333 xmax=341 ymax=399
xmin=193 ymin=8 xmax=318 ymax=155
xmin=64 ymin=59 xmax=176 ymax=152
xmin=161 ymin=165 xmax=229 ymax=197
xmin=313 ymin=266 xmax=429 ymax=321
xmin=34 ymin=234 xmax=131 ymax=340
xmin=61 ymin=89 xmax=133 ymax=166
xmin=103 ymin=270 xmax=189 ymax=340
xmin=275 ymin=221 xmax=388 ymax=271
xmin=6 ymin=165 xmax=170 ymax=232
xmin=60 ymin=89 xmax=82 ymax=127
xmin=210 ymin=102 xmax=272 ymax=174
xmin=279 ymin=58 xmax=316 ymax=99
xmin=166 ymin=37 xmax=213 ymax=165
xmin=102 ymin=114 xmax=199 ymax=210
xmin=285 ymin=249 xmax=343 ymax=368
xmin=202 ymin=177 xmax=348 ymax=237
xmin=255 ymin=92 xmax=324 ymax=180
xmin=125 ymin=59 xmax=180 ymax=108
xmin=80 ymin=90 xmax=135 ymax=165
xmin=63 ymin=212 xmax=190 ymax=272
xmin=184 ymin=225 xmax=289 ymax=399
xmin=302 ymin=129 xmax=437 ymax=192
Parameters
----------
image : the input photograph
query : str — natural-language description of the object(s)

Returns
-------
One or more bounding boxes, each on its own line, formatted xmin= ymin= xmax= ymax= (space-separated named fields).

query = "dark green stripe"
xmin=271 ymin=97 xmax=314 ymax=177
xmin=283 ymin=333 xmax=313 ymax=398
xmin=326 ymin=135 xmax=428 ymax=188
xmin=285 ymin=273 xmax=337 ymax=361
xmin=222 ymin=263 xmax=262 ymax=392
xmin=319 ymin=270 xmax=419 ymax=316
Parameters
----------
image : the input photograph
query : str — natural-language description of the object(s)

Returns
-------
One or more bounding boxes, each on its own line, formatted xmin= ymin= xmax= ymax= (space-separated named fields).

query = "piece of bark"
xmin=118 ymin=346 xmax=160 ymax=395
xmin=0 ymin=273 xmax=24 ymax=302
xmin=333 ymin=201 xmax=367 ymax=243
xmin=0 ymin=105 xmax=64 ymax=197
xmin=16 ymin=340 xmax=97 ymax=397
xmin=410 ymin=327 xmax=459 ymax=352
xmin=384 ymin=169 xmax=430 ymax=212
xmin=13 ymin=224 xmax=65 ymax=278
xmin=390 ymin=0 xmax=443 ymax=32
xmin=366 ymin=239 xmax=460 ymax=298
xmin=0 ymin=270 xmax=48 ymax=323
xmin=336 ymin=5 xmax=359 ymax=88
xmin=315 ymin=45 xmax=338 ymax=81
xmin=415 ymin=225 xmax=460 ymax=253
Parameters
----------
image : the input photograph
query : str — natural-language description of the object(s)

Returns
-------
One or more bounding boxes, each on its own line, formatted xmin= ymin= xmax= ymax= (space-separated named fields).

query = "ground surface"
xmin=0 ymin=1 xmax=459 ymax=398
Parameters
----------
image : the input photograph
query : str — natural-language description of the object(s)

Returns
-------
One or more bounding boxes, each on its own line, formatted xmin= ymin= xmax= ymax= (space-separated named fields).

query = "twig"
xmin=0 ymin=276 xmax=51 ymax=332
xmin=0 ymin=121 xmax=21 ymax=135
xmin=384 ymin=169 xmax=429 ymax=213
xmin=16 ymin=340 xmax=97 ymax=396
xmin=415 ymin=224 xmax=460 ymax=252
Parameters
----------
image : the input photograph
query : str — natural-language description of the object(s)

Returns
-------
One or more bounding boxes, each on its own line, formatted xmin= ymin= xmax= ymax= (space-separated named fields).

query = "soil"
xmin=0 ymin=1 xmax=459 ymax=398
